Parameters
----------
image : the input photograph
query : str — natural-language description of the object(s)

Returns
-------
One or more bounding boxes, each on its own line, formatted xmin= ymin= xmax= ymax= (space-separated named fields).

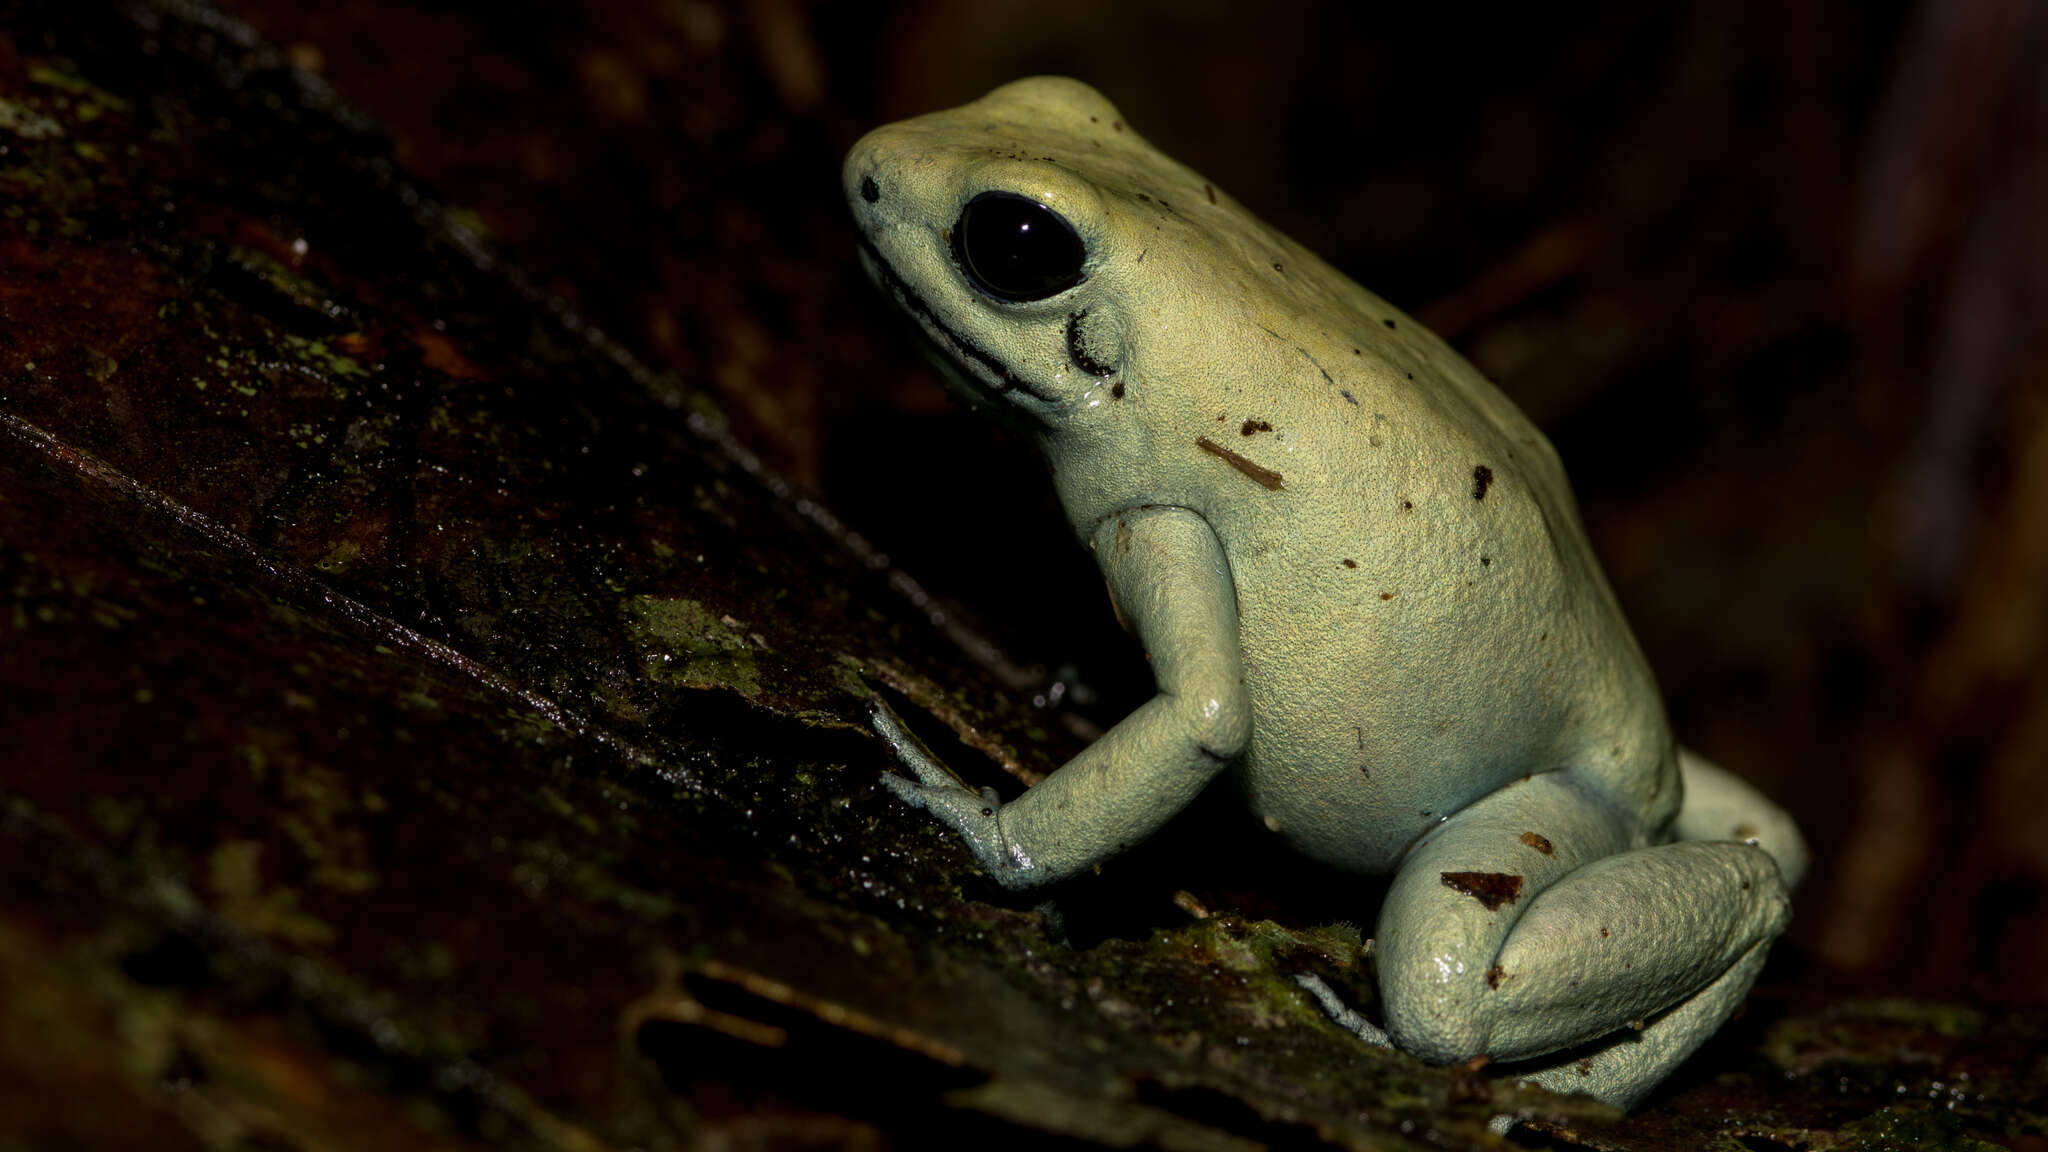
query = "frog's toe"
xmin=867 ymin=700 xmax=965 ymax=789
xmin=879 ymin=770 xmax=931 ymax=809
xmin=1295 ymin=973 xmax=1392 ymax=1048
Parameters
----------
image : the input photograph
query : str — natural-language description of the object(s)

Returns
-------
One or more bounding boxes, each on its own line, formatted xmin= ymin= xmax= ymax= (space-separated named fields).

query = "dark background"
xmin=215 ymin=0 xmax=2048 ymax=1005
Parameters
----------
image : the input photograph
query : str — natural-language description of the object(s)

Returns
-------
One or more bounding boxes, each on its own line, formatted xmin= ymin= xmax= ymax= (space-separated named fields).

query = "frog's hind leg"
xmin=1486 ymin=750 xmax=1808 ymax=1109
xmin=1371 ymin=768 xmax=1796 ymax=1111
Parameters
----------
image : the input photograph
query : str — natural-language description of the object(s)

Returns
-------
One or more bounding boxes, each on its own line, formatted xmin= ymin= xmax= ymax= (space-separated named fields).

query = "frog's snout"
xmin=841 ymin=128 xmax=901 ymax=219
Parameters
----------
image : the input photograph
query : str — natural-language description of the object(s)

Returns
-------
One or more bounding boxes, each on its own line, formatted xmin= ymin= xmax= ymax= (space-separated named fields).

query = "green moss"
xmin=0 ymin=96 xmax=64 ymax=140
xmin=275 ymin=331 xmax=371 ymax=382
xmin=1836 ymin=1105 xmax=2006 ymax=1151
xmin=207 ymin=840 xmax=336 ymax=946
xmin=626 ymin=595 xmax=764 ymax=698
xmin=25 ymin=60 xmax=129 ymax=112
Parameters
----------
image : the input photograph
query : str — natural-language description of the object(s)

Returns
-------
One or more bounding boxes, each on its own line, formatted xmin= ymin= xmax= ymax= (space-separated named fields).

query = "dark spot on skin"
xmin=1341 ymin=390 xmax=1358 ymax=405
xmin=1539 ymin=631 xmax=1547 ymax=641
xmin=1111 ymin=381 xmax=1125 ymax=399
xmin=1240 ymin=419 xmax=1271 ymax=436
xmin=1136 ymin=193 xmax=1151 ymax=201
xmin=1405 ymin=372 xmax=1414 ymax=380
xmin=1217 ymin=413 xmax=1227 ymax=421
xmin=1741 ymin=880 xmax=1751 ymax=891
xmin=1519 ymin=832 xmax=1554 ymax=855
xmin=1440 ymin=871 xmax=1523 ymax=911
xmin=1600 ymin=926 xmax=1609 ymax=938
xmin=1481 ymin=556 xmax=1492 ymax=567
xmin=1273 ymin=262 xmax=1284 ymax=273
xmin=1341 ymin=558 xmax=1357 ymax=568
xmin=1358 ymin=764 xmax=1371 ymax=777
xmin=980 ymin=807 xmax=994 ymax=817
xmin=1733 ymin=823 xmax=1758 ymax=840
xmin=1383 ymin=318 xmax=1397 ymax=329
xmin=1112 ymin=120 xmax=1124 ymax=131
xmin=1400 ymin=499 xmax=1413 ymax=511
xmin=1578 ymin=1059 xmax=1594 ymax=1077
xmin=1196 ymin=436 xmax=1285 ymax=490
xmin=860 ymin=176 xmax=880 ymax=203
xmin=1066 ymin=310 xmax=1116 ymax=377
xmin=1205 ymin=183 xmax=1217 ymax=204
xmin=1472 ymin=465 xmax=1494 ymax=500
xmin=1379 ymin=592 xmax=1394 ymax=601
xmin=1486 ymin=965 xmax=1506 ymax=989
xmin=1353 ymin=348 xmax=1362 ymax=355
xmin=1090 ymin=115 xmax=1099 ymax=123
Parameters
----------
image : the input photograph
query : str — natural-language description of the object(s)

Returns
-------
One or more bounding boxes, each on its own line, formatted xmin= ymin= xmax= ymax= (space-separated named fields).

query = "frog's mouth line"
xmin=855 ymin=234 xmax=1056 ymax=404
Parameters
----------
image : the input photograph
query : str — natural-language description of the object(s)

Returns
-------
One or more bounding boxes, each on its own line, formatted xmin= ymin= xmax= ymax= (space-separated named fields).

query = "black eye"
xmin=952 ymin=192 xmax=1087 ymax=302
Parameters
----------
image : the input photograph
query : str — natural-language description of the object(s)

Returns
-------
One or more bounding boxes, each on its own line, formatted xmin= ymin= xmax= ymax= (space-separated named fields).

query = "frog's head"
xmin=842 ymin=79 xmax=1133 ymax=422
xmin=845 ymin=77 xmax=1335 ymax=523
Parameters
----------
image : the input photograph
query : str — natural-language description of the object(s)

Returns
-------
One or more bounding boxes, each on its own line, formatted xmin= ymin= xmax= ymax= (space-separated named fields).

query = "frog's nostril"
xmin=860 ymin=176 xmax=880 ymax=204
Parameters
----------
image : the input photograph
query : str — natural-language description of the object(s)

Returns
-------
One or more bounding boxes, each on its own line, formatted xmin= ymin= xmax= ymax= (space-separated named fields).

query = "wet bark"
xmin=1 ymin=3 xmax=2044 ymax=1150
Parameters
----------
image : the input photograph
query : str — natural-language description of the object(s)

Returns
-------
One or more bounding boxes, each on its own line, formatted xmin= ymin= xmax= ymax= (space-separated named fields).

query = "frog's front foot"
xmin=870 ymin=703 xmax=1037 ymax=885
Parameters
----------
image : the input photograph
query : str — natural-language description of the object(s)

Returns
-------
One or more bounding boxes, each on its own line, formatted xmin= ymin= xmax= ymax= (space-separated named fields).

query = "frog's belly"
xmin=1223 ymin=551 xmax=1658 ymax=876
xmin=1232 ymin=661 xmax=1562 ymax=875
xmin=1234 ymin=725 xmax=1538 ymax=875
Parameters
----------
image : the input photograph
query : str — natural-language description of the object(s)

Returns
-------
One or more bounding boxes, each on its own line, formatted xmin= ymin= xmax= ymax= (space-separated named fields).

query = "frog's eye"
xmin=952 ymin=192 xmax=1087 ymax=302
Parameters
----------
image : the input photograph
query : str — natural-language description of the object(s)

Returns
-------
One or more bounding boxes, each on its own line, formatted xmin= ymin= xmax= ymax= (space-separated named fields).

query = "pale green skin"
xmin=847 ymin=77 xmax=1807 ymax=1111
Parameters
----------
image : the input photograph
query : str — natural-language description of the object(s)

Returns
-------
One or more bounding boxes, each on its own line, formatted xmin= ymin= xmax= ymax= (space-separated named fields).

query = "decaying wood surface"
xmin=3 ymin=2 xmax=2045 ymax=1149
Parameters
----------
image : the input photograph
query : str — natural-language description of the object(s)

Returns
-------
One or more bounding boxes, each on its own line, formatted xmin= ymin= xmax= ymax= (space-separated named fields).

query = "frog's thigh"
xmin=1377 ymin=774 xmax=1790 ymax=1071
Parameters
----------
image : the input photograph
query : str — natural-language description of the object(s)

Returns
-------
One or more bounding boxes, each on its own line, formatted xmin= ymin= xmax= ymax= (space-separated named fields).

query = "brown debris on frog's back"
xmin=1439 ymin=870 xmax=1524 ymax=911
xmin=1195 ymin=436 xmax=1285 ymax=491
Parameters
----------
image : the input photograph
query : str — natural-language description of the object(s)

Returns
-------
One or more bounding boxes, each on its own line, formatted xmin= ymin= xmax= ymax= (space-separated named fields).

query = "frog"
xmin=842 ymin=76 xmax=1807 ymax=1111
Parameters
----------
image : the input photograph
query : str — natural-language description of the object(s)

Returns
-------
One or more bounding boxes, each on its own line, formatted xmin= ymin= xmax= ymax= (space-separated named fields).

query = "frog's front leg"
xmin=876 ymin=506 xmax=1250 ymax=890
xmin=1375 ymin=770 xmax=1791 ymax=1109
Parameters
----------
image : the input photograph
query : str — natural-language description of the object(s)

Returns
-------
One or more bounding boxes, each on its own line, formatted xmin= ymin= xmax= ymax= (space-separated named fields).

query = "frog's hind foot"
xmin=1673 ymin=747 xmax=1808 ymax=889
xmin=1293 ymin=972 xmax=1392 ymax=1048
xmin=1492 ymin=931 xmax=1774 ymax=1113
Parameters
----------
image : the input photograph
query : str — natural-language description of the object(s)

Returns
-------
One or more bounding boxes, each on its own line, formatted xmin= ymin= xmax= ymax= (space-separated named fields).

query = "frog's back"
xmin=1149 ymin=244 xmax=1677 ymax=874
